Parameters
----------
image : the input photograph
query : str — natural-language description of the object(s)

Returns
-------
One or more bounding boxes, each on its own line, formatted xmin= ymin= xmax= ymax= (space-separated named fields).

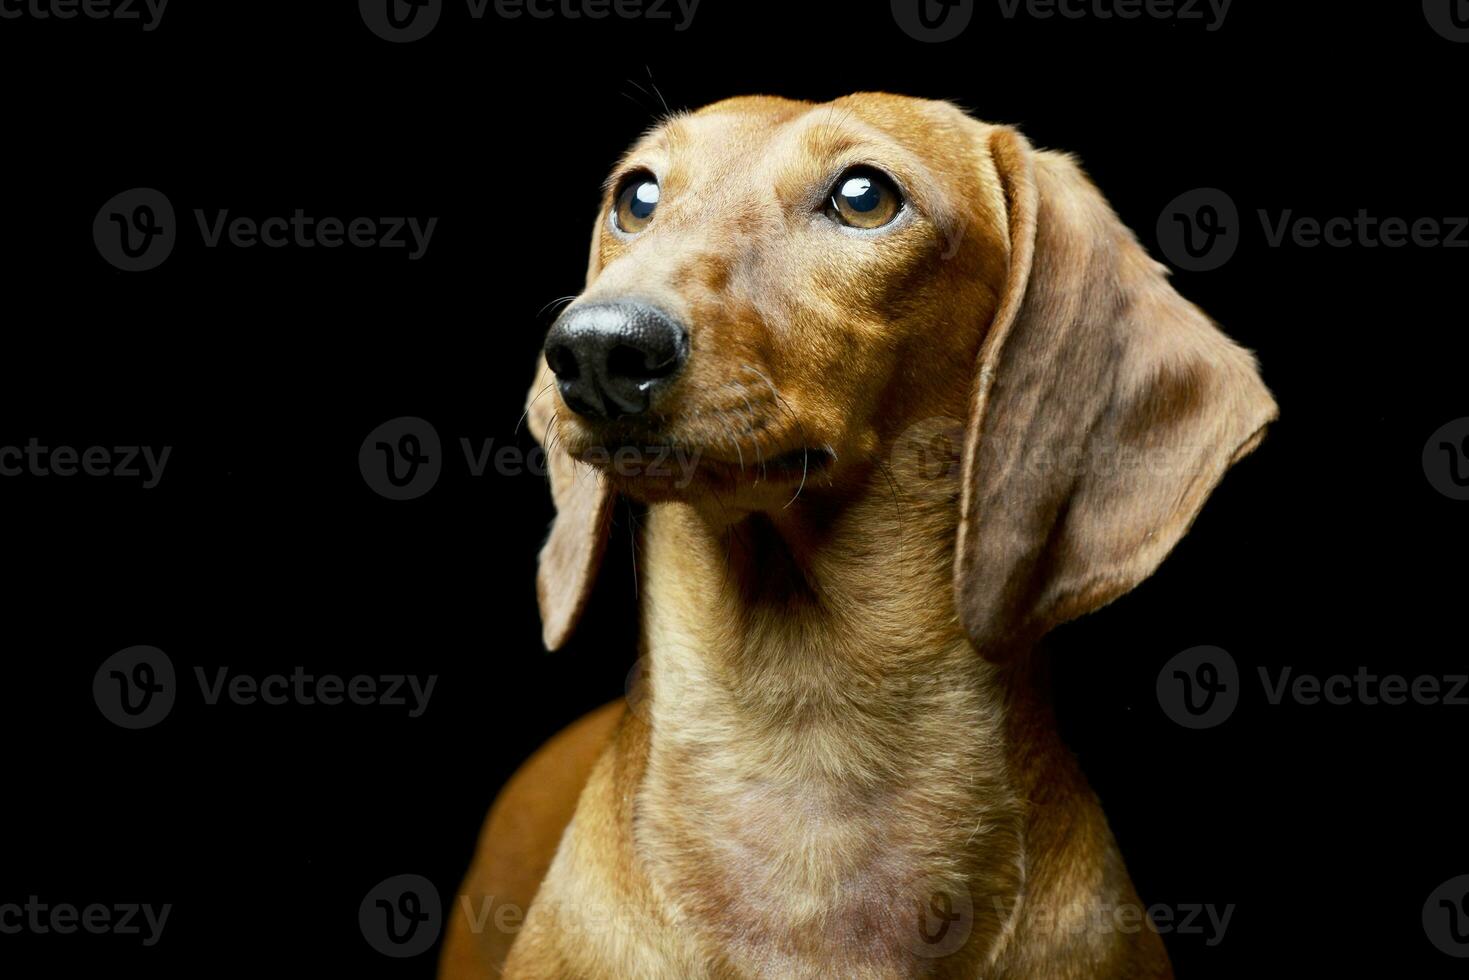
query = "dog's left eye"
xmin=614 ymin=173 xmax=661 ymax=234
xmin=828 ymin=168 xmax=902 ymax=230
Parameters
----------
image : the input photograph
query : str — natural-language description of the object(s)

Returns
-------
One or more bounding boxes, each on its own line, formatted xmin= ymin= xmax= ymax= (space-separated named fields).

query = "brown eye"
xmin=614 ymin=173 xmax=660 ymax=234
xmin=829 ymin=168 xmax=902 ymax=229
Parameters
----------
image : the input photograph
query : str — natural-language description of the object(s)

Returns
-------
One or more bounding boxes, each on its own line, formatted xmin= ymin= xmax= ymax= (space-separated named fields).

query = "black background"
xmin=1 ymin=0 xmax=1464 ymax=975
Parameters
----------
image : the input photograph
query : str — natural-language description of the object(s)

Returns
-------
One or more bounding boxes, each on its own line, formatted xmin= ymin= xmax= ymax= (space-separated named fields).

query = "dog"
xmin=440 ymin=93 xmax=1276 ymax=979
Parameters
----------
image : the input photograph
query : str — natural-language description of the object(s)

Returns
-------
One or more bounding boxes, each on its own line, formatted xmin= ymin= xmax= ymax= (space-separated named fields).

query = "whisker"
xmin=644 ymin=65 xmax=672 ymax=118
xmin=874 ymin=456 xmax=905 ymax=524
xmin=738 ymin=391 xmax=766 ymax=485
xmin=625 ymin=499 xmax=640 ymax=600
xmin=516 ymin=381 xmax=556 ymax=436
xmin=538 ymin=295 xmax=578 ymax=318
xmin=744 ymin=364 xmax=813 ymax=488
xmin=783 ymin=445 xmax=810 ymax=510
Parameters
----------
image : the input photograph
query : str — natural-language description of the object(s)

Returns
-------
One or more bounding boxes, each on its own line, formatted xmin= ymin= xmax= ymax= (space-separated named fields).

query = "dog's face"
xmin=528 ymin=93 xmax=1277 ymax=653
xmin=541 ymin=94 xmax=1009 ymax=508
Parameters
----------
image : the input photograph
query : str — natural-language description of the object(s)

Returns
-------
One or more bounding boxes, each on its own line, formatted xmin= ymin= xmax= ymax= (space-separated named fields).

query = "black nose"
xmin=544 ymin=302 xmax=688 ymax=419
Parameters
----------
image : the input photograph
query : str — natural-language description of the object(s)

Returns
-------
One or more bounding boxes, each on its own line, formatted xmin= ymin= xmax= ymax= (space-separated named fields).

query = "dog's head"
xmin=528 ymin=93 xmax=1276 ymax=652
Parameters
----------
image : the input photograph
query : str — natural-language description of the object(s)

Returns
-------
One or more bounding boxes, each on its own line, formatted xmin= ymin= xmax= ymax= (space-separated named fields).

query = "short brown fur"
xmin=443 ymin=94 xmax=1275 ymax=979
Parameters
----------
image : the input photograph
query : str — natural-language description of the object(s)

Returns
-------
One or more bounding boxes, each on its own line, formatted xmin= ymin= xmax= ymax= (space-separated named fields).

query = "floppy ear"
xmin=955 ymin=128 xmax=1277 ymax=657
xmin=527 ymin=355 xmax=614 ymax=651
xmin=528 ymin=223 xmax=619 ymax=651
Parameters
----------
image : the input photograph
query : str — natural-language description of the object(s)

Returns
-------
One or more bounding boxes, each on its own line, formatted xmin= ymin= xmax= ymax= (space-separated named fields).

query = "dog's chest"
xmin=636 ymin=674 xmax=1016 ymax=978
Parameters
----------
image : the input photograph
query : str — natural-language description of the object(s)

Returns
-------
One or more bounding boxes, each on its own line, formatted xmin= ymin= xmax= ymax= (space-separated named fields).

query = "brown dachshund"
xmin=441 ymin=93 xmax=1276 ymax=979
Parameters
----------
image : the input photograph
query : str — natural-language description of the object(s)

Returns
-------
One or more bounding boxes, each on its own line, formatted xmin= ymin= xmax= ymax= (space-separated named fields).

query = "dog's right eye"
xmin=614 ymin=173 xmax=660 ymax=234
xmin=827 ymin=167 xmax=903 ymax=230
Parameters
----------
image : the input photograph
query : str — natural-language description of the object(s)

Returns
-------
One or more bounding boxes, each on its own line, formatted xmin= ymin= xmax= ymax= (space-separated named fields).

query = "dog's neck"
xmin=634 ymin=472 xmax=1026 ymax=975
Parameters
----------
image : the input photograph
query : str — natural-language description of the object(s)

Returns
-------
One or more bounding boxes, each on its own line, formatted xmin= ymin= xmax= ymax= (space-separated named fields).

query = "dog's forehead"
xmin=623 ymin=94 xmax=971 ymax=182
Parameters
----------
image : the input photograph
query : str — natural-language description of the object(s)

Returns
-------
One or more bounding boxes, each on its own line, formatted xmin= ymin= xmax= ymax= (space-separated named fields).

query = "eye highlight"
xmin=614 ymin=172 xmax=661 ymax=234
xmin=828 ymin=167 xmax=902 ymax=230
